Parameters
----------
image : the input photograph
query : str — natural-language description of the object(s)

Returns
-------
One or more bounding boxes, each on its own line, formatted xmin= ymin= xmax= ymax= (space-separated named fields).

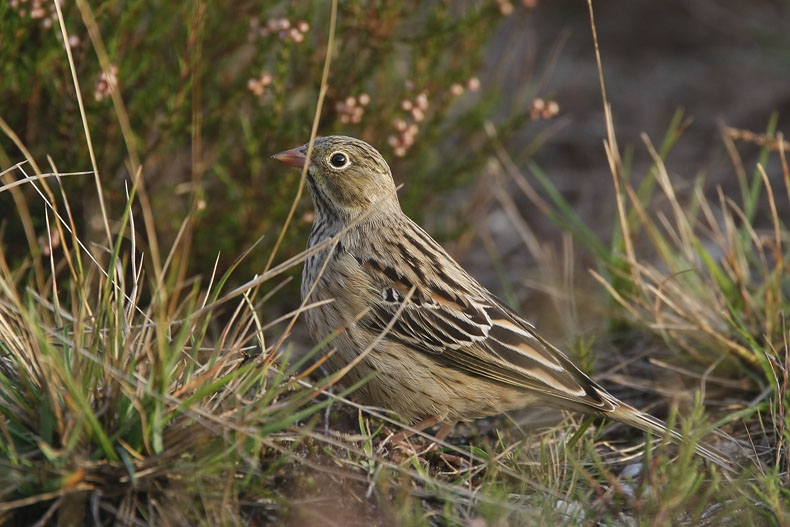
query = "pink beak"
xmin=272 ymin=147 xmax=307 ymax=168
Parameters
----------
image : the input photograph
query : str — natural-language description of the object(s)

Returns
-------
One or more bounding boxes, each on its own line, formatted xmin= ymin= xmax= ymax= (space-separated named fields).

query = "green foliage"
xmin=0 ymin=0 xmax=521 ymax=288
xmin=516 ymin=112 xmax=790 ymax=522
xmin=523 ymin=111 xmax=789 ymax=386
xmin=0 ymin=181 xmax=338 ymax=523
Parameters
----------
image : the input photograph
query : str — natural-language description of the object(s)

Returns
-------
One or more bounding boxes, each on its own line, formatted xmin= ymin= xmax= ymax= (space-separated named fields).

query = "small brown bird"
xmin=273 ymin=136 xmax=731 ymax=470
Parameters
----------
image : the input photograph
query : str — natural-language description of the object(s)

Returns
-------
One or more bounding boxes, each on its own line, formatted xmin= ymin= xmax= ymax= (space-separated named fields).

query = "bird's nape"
xmin=274 ymin=136 xmax=400 ymax=216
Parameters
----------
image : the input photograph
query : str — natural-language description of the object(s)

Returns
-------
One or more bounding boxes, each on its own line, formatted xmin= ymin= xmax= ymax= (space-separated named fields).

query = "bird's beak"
xmin=272 ymin=147 xmax=307 ymax=168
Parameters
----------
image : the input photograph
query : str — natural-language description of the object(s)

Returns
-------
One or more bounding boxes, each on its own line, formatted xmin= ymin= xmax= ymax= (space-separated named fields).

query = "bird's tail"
xmin=606 ymin=400 xmax=736 ymax=473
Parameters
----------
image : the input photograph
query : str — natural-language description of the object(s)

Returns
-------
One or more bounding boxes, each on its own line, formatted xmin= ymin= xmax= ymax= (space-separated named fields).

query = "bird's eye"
xmin=329 ymin=152 xmax=349 ymax=169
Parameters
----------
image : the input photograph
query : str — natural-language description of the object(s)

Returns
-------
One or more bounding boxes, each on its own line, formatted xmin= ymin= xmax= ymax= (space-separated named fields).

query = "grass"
xmin=1 ymin=1 xmax=789 ymax=526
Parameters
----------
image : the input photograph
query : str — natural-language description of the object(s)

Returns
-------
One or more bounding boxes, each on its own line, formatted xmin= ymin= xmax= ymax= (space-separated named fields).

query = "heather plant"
xmin=0 ymin=0 xmax=543 ymax=286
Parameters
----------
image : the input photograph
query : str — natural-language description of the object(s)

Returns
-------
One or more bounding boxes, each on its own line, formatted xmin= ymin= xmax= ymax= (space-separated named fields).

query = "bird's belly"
xmin=357 ymin=340 xmax=533 ymax=423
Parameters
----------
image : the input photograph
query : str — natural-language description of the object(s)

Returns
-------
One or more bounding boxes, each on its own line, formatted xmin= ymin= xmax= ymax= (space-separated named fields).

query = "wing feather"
xmin=357 ymin=254 xmax=613 ymax=411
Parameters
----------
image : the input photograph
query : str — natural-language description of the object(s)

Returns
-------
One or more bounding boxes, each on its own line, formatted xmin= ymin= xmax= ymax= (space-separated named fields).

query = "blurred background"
xmin=1 ymin=0 xmax=788 ymax=329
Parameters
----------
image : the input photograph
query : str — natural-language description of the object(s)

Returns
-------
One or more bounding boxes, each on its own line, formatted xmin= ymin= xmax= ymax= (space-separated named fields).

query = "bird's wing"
xmin=356 ymin=254 xmax=614 ymax=411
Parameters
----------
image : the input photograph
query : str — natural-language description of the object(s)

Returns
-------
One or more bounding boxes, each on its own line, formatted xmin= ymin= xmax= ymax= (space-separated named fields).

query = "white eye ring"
xmin=328 ymin=151 xmax=350 ymax=169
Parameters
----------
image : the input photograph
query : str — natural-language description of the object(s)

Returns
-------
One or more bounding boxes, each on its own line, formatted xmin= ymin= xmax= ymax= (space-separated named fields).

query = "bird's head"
xmin=273 ymin=136 xmax=400 ymax=220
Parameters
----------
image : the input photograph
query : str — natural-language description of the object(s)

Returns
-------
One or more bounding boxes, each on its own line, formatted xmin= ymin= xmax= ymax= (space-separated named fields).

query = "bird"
xmin=272 ymin=135 xmax=733 ymax=471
